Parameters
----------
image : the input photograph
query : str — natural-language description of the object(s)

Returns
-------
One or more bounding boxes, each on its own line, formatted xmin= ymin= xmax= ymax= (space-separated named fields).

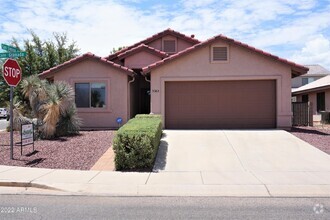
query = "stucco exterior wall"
xmin=292 ymin=77 xmax=302 ymax=88
xmin=309 ymin=93 xmax=317 ymax=114
xmin=148 ymin=39 xmax=162 ymax=50
xmin=49 ymin=59 xmax=129 ymax=128
xmin=148 ymin=36 xmax=194 ymax=53
xmin=150 ymin=39 xmax=293 ymax=128
xmin=125 ymin=51 xmax=161 ymax=69
xmin=177 ymin=39 xmax=194 ymax=52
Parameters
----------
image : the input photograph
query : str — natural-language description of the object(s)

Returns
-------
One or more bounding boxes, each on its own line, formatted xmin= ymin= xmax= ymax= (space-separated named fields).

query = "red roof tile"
xmin=117 ymin=44 xmax=169 ymax=59
xmin=106 ymin=28 xmax=200 ymax=61
xmin=142 ymin=34 xmax=309 ymax=75
xmin=39 ymin=52 xmax=134 ymax=78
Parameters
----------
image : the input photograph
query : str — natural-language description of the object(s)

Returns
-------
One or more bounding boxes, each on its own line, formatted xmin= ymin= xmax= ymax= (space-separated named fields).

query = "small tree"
xmin=110 ymin=46 xmax=127 ymax=54
xmin=0 ymin=31 xmax=79 ymax=107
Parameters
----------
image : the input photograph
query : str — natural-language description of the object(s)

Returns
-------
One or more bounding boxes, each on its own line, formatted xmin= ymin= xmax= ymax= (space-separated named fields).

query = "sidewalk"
xmin=90 ymin=147 xmax=115 ymax=171
xmin=0 ymin=165 xmax=330 ymax=197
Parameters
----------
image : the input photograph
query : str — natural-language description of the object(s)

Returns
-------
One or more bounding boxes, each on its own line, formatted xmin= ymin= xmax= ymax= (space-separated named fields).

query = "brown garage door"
xmin=165 ymin=80 xmax=276 ymax=129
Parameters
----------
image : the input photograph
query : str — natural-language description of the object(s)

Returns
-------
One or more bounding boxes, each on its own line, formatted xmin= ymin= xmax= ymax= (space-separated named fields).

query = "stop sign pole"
xmin=2 ymin=58 xmax=22 ymax=160
xmin=9 ymin=84 xmax=14 ymax=159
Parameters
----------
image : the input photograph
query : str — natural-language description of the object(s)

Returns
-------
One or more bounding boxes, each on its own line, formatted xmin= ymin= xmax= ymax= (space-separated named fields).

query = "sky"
xmin=0 ymin=0 xmax=330 ymax=69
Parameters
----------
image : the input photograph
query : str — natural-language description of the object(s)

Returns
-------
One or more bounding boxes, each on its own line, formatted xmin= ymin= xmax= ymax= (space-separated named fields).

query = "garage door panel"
xmin=165 ymin=80 xmax=276 ymax=129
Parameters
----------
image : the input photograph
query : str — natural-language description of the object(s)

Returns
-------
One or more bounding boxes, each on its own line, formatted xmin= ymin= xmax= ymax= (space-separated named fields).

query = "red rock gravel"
xmin=290 ymin=126 xmax=330 ymax=154
xmin=0 ymin=130 xmax=115 ymax=170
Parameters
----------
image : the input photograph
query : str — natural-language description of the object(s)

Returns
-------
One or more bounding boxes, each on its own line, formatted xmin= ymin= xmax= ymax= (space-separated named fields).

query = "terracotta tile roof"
xmin=292 ymin=75 xmax=330 ymax=94
xmin=106 ymin=28 xmax=200 ymax=61
xmin=117 ymin=44 xmax=169 ymax=59
xmin=39 ymin=52 xmax=134 ymax=78
xmin=142 ymin=34 xmax=309 ymax=75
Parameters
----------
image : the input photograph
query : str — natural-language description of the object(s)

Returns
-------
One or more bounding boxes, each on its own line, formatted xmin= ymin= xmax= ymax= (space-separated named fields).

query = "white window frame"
xmin=210 ymin=45 xmax=229 ymax=63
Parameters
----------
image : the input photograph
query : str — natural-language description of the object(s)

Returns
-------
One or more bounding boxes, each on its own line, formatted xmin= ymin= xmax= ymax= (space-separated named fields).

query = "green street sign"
xmin=0 ymin=53 xmax=9 ymax=58
xmin=0 ymin=52 xmax=26 ymax=58
xmin=1 ymin=44 xmax=20 ymax=52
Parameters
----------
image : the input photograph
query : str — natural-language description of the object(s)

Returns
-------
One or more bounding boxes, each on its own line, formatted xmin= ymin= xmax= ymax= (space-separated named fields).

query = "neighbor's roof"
xmin=292 ymin=75 xmax=330 ymax=94
xmin=39 ymin=52 xmax=134 ymax=78
xmin=117 ymin=44 xmax=169 ymax=59
xmin=302 ymin=64 xmax=330 ymax=76
xmin=142 ymin=34 xmax=309 ymax=76
xmin=106 ymin=28 xmax=200 ymax=61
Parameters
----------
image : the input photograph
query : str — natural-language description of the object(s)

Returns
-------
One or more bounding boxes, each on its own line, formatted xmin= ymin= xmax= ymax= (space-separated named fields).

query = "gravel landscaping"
xmin=290 ymin=125 xmax=330 ymax=155
xmin=0 ymin=130 xmax=115 ymax=170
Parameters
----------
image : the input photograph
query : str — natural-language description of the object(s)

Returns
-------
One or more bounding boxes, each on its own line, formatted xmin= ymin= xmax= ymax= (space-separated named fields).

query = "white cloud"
xmin=0 ymin=0 xmax=329 ymax=69
xmin=291 ymin=35 xmax=330 ymax=68
xmin=0 ymin=0 xmax=171 ymax=55
xmin=180 ymin=0 xmax=218 ymax=9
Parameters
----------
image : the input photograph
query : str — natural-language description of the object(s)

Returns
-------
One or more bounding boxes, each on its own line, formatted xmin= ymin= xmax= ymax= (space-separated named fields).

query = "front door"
xmin=140 ymin=88 xmax=150 ymax=114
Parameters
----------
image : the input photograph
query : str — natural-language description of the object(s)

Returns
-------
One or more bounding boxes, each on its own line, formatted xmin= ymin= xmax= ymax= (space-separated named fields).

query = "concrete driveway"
xmin=153 ymin=130 xmax=330 ymax=189
xmin=154 ymin=130 xmax=330 ymax=172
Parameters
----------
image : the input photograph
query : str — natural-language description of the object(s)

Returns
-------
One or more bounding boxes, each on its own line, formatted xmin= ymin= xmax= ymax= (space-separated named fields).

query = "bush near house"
xmin=113 ymin=114 xmax=162 ymax=170
xmin=134 ymin=114 xmax=162 ymax=120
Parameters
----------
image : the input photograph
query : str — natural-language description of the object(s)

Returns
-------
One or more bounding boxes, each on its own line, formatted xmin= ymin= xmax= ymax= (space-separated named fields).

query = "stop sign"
xmin=2 ymin=58 xmax=21 ymax=87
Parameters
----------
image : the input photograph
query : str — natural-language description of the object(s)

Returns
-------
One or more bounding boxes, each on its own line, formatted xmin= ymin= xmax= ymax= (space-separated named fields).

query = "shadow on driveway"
xmin=153 ymin=139 xmax=168 ymax=172
xmin=291 ymin=127 xmax=329 ymax=136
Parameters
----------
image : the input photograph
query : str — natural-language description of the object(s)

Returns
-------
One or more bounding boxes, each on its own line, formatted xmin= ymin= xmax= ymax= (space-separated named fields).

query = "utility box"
xmin=320 ymin=111 xmax=330 ymax=124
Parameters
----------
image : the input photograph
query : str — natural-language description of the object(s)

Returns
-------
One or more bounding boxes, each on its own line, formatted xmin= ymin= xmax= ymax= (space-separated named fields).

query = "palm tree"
xmin=15 ymin=75 xmax=81 ymax=139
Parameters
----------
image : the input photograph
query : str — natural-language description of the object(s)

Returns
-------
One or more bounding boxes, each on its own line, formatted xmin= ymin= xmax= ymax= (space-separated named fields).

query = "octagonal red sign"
xmin=2 ymin=58 xmax=21 ymax=87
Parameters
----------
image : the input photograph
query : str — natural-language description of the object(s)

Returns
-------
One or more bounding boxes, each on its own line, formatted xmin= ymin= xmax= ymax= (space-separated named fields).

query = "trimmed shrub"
xmin=134 ymin=114 xmax=162 ymax=120
xmin=113 ymin=114 xmax=162 ymax=170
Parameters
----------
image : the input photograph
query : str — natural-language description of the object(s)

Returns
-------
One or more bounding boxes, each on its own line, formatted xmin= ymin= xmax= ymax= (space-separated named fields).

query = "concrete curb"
xmin=1 ymin=179 xmax=330 ymax=197
xmin=0 ymin=181 xmax=63 ymax=191
xmin=1 ymin=181 xmax=330 ymax=197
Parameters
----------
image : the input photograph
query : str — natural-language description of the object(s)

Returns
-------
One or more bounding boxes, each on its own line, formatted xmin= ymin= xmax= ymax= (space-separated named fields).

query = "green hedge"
xmin=134 ymin=114 xmax=162 ymax=120
xmin=113 ymin=114 xmax=162 ymax=170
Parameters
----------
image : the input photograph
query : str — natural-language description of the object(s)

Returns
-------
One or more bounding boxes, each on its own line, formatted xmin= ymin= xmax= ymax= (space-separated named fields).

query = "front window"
xmin=75 ymin=82 xmax=106 ymax=108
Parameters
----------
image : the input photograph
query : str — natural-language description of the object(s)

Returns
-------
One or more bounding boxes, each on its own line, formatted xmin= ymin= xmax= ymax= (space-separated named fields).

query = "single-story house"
xmin=292 ymin=75 xmax=330 ymax=121
xmin=39 ymin=29 xmax=308 ymax=129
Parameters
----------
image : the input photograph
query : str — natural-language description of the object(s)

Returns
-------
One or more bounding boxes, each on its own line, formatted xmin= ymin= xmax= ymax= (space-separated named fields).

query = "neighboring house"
xmin=292 ymin=64 xmax=330 ymax=89
xmin=292 ymin=75 xmax=330 ymax=120
xmin=39 ymin=29 xmax=308 ymax=129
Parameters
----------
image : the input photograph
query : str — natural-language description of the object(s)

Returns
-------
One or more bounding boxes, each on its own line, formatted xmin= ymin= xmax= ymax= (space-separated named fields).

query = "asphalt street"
xmin=0 ymin=119 xmax=8 ymax=130
xmin=0 ymin=195 xmax=329 ymax=220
